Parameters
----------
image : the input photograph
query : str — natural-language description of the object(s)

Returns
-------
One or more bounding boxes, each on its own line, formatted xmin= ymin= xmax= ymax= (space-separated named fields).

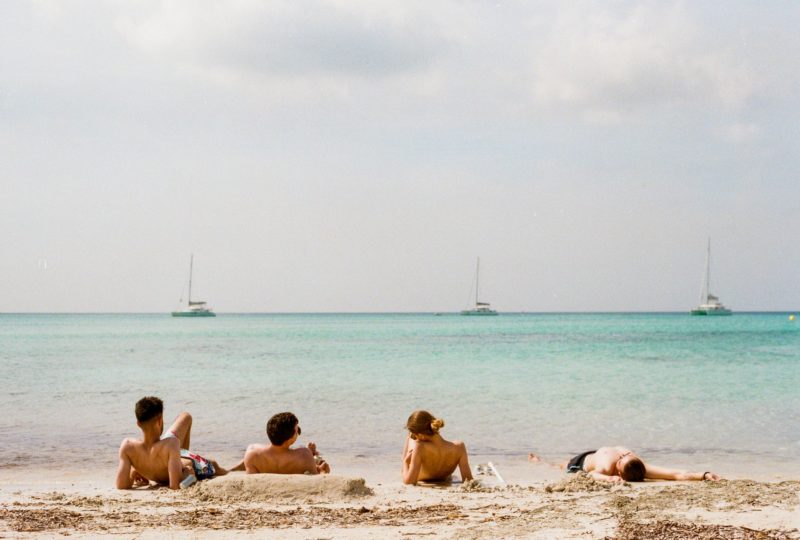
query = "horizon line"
xmin=1 ymin=310 xmax=798 ymax=315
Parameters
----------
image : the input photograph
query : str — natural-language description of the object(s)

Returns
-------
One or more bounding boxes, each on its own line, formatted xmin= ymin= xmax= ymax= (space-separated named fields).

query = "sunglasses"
xmin=296 ymin=426 xmax=302 ymax=436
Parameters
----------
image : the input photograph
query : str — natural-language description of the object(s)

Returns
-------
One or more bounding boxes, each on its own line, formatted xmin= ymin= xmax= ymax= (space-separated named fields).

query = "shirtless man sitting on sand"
xmin=402 ymin=410 xmax=473 ymax=485
xmin=528 ymin=446 xmax=721 ymax=483
xmin=244 ymin=412 xmax=330 ymax=475
xmin=116 ymin=396 xmax=238 ymax=489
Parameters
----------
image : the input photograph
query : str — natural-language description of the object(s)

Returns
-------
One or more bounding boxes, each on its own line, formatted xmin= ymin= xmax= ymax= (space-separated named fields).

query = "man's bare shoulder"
xmin=244 ymin=444 xmax=272 ymax=473
xmin=119 ymin=438 xmax=143 ymax=454
xmin=287 ymin=447 xmax=317 ymax=473
xmin=289 ymin=446 xmax=314 ymax=458
xmin=246 ymin=443 xmax=269 ymax=454
xmin=154 ymin=436 xmax=180 ymax=452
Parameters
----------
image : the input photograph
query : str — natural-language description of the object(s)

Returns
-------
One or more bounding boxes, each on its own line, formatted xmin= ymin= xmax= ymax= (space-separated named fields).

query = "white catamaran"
xmin=461 ymin=257 xmax=498 ymax=316
xmin=171 ymin=254 xmax=216 ymax=317
xmin=690 ymin=239 xmax=731 ymax=316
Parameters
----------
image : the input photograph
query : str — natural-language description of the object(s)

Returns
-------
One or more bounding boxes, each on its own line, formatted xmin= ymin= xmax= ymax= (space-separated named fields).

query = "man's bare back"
xmin=244 ymin=412 xmax=330 ymax=475
xmin=116 ymin=398 xmax=233 ymax=490
xmin=119 ymin=435 xmax=184 ymax=487
xmin=244 ymin=442 xmax=324 ymax=474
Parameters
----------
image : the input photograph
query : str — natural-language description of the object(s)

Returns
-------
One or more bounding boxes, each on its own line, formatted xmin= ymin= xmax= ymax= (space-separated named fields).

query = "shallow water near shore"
xmin=1 ymin=312 xmax=798 ymax=479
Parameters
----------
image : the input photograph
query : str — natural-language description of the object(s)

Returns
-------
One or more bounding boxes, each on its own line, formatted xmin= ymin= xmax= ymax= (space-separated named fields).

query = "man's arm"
xmin=295 ymin=447 xmax=319 ymax=474
xmin=589 ymin=471 xmax=625 ymax=483
xmin=644 ymin=464 xmax=720 ymax=481
xmin=244 ymin=446 xmax=259 ymax=474
xmin=115 ymin=440 xmax=133 ymax=489
xmin=166 ymin=439 xmax=184 ymax=490
xmin=402 ymin=439 xmax=423 ymax=485
xmin=456 ymin=442 xmax=472 ymax=481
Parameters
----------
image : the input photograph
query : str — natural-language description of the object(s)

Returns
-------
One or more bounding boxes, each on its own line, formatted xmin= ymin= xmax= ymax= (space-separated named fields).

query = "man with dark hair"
xmin=116 ymin=396 xmax=240 ymax=489
xmin=243 ymin=412 xmax=330 ymax=475
xmin=529 ymin=446 xmax=721 ymax=483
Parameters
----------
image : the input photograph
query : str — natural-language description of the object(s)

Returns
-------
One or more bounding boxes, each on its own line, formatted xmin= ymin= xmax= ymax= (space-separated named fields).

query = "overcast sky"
xmin=1 ymin=1 xmax=798 ymax=312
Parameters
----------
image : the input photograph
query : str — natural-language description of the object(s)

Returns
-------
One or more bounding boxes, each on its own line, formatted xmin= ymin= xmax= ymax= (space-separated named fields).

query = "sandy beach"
xmin=2 ymin=457 xmax=798 ymax=539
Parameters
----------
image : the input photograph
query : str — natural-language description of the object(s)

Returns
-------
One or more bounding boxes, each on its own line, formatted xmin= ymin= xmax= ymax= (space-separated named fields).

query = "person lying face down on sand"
xmin=402 ymin=410 xmax=473 ymax=485
xmin=244 ymin=412 xmax=330 ymax=475
xmin=528 ymin=446 xmax=721 ymax=483
xmin=116 ymin=396 xmax=238 ymax=490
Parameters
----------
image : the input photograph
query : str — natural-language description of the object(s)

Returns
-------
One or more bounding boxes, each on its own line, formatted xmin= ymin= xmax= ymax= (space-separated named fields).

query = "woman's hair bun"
xmin=430 ymin=418 xmax=445 ymax=432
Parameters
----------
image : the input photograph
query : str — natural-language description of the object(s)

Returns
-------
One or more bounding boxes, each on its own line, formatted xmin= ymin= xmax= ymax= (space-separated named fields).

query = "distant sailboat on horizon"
xmin=171 ymin=254 xmax=216 ymax=317
xmin=461 ymin=257 xmax=498 ymax=316
xmin=690 ymin=239 xmax=731 ymax=316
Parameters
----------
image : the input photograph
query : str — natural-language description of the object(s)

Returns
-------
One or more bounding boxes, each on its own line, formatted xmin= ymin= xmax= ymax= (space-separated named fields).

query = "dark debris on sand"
xmin=0 ymin=507 xmax=90 ymax=533
xmin=610 ymin=519 xmax=799 ymax=540
xmin=0 ymin=503 xmax=466 ymax=533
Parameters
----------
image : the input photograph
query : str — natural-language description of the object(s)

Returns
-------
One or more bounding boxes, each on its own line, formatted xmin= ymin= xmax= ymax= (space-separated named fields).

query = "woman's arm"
xmin=456 ymin=442 xmax=472 ymax=481
xmin=402 ymin=438 xmax=423 ymax=485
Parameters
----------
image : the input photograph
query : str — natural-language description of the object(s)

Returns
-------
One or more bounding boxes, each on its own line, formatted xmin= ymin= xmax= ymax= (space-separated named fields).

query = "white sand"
xmin=1 ymin=457 xmax=799 ymax=538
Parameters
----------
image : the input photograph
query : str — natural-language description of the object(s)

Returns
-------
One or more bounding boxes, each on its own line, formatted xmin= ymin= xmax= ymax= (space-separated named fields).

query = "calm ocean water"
xmin=1 ymin=313 xmax=799 ymax=475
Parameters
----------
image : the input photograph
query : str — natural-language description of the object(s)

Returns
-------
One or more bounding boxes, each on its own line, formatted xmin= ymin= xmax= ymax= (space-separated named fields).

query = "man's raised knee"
xmin=178 ymin=412 xmax=192 ymax=424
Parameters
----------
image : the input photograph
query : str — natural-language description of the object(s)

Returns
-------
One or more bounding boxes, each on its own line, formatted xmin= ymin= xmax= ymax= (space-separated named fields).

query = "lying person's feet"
xmin=527 ymin=453 xmax=541 ymax=463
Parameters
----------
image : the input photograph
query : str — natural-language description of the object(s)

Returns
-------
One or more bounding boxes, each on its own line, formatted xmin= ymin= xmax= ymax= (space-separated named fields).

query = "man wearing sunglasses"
xmin=243 ymin=412 xmax=330 ymax=475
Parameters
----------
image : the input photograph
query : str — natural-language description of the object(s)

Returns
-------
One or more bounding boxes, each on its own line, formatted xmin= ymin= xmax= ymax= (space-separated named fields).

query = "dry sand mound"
xmin=188 ymin=473 xmax=373 ymax=504
xmin=545 ymin=472 xmax=625 ymax=493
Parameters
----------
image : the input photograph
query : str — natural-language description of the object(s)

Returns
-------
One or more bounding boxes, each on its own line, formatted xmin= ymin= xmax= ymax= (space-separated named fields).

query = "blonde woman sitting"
xmin=402 ymin=410 xmax=473 ymax=485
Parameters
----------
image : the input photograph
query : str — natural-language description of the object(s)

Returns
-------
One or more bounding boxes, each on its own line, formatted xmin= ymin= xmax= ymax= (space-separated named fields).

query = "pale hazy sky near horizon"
xmin=1 ymin=1 xmax=798 ymax=312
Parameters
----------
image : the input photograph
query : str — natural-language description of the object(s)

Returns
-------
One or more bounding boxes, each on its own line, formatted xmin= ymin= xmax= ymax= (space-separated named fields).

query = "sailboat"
xmin=171 ymin=254 xmax=216 ymax=317
xmin=461 ymin=258 xmax=498 ymax=316
xmin=690 ymin=239 xmax=731 ymax=316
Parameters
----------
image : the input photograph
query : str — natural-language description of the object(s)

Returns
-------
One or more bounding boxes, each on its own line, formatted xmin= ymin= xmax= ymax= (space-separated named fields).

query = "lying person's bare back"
xmin=402 ymin=410 xmax=472 ymax=485
xmin=244 ymin=412 xmax=330 ymax=475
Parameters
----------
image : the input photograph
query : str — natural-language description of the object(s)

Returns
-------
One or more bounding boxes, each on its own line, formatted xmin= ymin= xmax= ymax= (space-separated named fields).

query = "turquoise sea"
xmin=1 ymin=313 xmax=799 ymax=476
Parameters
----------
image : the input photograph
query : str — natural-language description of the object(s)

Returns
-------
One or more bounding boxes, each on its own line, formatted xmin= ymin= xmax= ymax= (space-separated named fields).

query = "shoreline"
xmin=4 ymin=450 xmax=797 ymax=484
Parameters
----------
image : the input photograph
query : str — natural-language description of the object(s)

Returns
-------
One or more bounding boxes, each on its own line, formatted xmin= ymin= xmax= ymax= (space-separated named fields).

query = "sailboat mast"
xmin=700 ymin=239 xmax=710 ymax=304
xmin=475 ymin=257 xmax=480 ymax=306
xmin=188 ymin=254 xmax=194 ymax=304
xmin=705 ymin=239 xmax=711 ymax=303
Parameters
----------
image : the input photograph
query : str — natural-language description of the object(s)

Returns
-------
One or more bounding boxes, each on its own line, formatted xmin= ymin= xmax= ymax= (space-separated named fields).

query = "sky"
xmin=1 ymin=0 xmax=798 ymax=312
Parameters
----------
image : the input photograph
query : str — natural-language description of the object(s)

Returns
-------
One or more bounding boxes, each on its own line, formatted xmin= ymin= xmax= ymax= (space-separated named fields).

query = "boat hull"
xmin=690 ymin=309 xmax=731 ymax=316
xmin=460 ymin=310 xmax=498 ymax=316
xmin=171 ymin=311 xmax=216 ymax=317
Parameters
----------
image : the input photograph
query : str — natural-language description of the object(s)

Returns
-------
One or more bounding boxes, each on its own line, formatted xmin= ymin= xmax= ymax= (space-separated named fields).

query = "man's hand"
xmin=316 ymin=458 xmax=330 ymax=474
xmin=130 ymin=469 xmax=149 ymax=487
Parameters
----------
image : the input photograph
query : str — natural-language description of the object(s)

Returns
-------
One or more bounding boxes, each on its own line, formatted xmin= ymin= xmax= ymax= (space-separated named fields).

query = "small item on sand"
xmin=474 ymin=462 xmax=506 ymax=487
xmin=180 ymin=475 xmax=197 ymax=489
